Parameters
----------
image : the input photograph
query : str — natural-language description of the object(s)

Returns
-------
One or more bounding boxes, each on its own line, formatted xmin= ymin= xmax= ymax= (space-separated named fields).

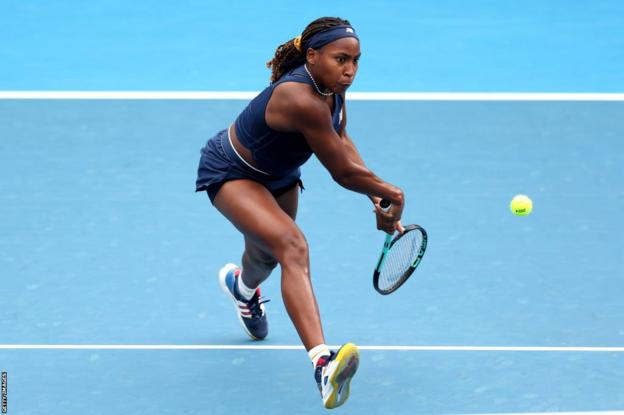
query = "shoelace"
xmin=243 ymin=293 xmax=271 ymax=320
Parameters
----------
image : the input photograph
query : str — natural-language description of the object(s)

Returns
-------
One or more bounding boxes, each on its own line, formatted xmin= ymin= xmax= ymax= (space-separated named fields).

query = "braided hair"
xmin=266 ymin=17 xmax=351 ymax=83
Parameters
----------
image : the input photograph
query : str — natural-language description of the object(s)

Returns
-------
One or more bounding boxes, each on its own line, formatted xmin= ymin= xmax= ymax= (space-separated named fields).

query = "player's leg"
xmin=215 ymin=179 xmax=359 ymax=409
xmin=238 ymin=183 xmax=299 ymax=289
xmin=214 ymin=179 xmax=324 ymax=350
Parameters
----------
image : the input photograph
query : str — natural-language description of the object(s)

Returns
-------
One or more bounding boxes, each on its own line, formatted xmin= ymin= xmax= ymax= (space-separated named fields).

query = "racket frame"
xmin=373 ymin=224 xmax=428 ymax=295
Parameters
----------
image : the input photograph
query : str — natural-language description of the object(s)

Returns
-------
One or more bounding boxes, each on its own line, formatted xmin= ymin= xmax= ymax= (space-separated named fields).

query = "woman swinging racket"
xmin=196 ymin=17 xmax=404 ymax=409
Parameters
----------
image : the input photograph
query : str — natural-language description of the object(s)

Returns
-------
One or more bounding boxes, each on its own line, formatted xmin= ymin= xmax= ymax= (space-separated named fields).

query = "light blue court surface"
xmin=1 ymin=1 xmax=624 ymax=414
xmin=1 ymin=100 xmax=623 ymax=414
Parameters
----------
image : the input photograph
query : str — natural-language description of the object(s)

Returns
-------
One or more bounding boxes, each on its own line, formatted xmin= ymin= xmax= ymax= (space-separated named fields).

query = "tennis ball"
xmin=510 ymin=194 xmax=533 ymax=216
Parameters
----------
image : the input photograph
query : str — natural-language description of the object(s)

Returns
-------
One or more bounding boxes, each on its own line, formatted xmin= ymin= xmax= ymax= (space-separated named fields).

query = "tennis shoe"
xmin=218 ymin=263 xmax=269 ymax=340
xmin=314 ymin=343 xmax=359 ymax=409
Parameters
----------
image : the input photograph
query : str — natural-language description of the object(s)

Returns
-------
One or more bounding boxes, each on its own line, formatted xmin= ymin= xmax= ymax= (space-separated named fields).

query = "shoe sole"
xmin=324 ymin=343 xmax=360 ymax=409
xmin=218 ymin=263 xmax=264 ymax=341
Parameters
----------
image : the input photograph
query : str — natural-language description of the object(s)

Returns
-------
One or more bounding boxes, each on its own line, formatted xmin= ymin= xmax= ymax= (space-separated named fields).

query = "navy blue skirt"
xmin=196 ymin=129 xmax=303 ymax=203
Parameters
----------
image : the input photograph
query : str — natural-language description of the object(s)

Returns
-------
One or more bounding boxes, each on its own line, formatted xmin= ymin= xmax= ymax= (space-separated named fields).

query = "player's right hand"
xmin=374 ymin=200 xmax=405 ymax=235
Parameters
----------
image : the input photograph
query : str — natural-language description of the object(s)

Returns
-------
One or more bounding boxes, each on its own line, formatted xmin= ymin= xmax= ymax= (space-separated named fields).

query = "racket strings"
xmin=378 ymin=231 xmax=423 ymax=291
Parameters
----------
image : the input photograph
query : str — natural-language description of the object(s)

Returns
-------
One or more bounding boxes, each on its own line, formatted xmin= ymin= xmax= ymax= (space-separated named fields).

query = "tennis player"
xmin=196 ymin=17 xmax=404 ymax=409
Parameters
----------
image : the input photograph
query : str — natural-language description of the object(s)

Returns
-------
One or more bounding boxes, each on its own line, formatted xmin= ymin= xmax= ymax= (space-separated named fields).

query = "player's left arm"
xmin=339 ymin=97 xmax=381 ymax=205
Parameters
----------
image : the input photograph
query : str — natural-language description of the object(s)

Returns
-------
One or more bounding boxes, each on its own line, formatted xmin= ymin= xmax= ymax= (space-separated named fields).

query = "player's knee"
xmin=276 ymin=230 xmax=308 ymax=267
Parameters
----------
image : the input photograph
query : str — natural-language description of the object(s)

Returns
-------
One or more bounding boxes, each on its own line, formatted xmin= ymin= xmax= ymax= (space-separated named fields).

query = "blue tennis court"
xmin=1 ymin=2 xmax=623 ymax=414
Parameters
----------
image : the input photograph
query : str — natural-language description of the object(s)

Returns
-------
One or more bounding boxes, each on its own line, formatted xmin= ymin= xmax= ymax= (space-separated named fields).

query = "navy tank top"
xmin=234 ymin=64 xmax=344 ymax=176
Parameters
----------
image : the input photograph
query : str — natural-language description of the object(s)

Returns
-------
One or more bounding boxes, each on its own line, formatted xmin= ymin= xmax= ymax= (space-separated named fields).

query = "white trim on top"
xmin=226 ymin=125 xmax=271 ymax=176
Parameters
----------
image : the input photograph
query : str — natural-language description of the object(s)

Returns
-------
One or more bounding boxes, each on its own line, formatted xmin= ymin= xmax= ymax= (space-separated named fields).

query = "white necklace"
xmin=304 ymin=64 xmax=334 ymax=97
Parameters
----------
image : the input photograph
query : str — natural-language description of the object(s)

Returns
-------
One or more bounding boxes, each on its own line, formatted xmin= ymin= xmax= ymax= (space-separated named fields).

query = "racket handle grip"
xmin=379 ymin=198 xmax=391 ymax=212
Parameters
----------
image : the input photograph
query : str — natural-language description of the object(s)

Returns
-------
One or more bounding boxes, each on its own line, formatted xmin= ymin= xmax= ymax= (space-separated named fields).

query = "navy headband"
xmin=304 ymin=25 xmax=359 ymax=50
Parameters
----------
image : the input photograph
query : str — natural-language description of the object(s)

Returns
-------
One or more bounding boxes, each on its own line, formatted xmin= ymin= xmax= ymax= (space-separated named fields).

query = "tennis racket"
xmin=373 ymin=199 xmax=428 ymax=295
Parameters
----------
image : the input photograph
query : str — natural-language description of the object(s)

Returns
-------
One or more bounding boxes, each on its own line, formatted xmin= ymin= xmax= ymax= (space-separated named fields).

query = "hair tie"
xmin=293 ymin=36 xmax=302 ymax=52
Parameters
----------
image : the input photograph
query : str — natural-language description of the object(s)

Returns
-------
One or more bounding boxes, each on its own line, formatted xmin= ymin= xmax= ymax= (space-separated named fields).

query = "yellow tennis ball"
xmin=510 ymin=194 xmax=533 ymax=216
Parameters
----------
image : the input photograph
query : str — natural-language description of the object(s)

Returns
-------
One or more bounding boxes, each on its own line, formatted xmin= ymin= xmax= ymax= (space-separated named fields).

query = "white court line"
xmin=1 ymin=344 xmax=623 ymax=351
xmin=0 ymin=91 xmax=624 ymax=101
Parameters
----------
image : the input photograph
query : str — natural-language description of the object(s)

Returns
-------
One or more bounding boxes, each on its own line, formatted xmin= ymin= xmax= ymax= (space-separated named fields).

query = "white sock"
xmin=308 ymin=344 xmax=331 ymax=367
xmin=236 ymin=269 xmax=257 ymax=300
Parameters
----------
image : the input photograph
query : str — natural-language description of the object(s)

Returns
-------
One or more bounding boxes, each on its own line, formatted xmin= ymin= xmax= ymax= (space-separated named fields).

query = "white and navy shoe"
xmin=218 ymin=263 xmax=270 ymax=340
xmin=315 ymin=343 xmax=360 ymax=409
